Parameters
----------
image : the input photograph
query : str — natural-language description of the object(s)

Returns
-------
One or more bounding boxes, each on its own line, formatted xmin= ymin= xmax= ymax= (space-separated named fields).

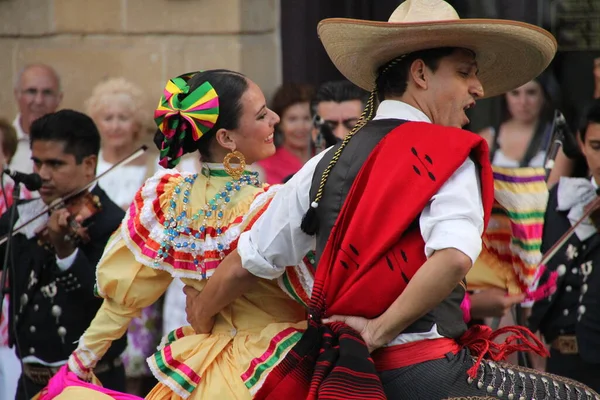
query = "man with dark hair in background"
xmin=0 ymin=110 xmax=127 ymax=399
xmin=311 ymin=80 xmax=368 ymax=146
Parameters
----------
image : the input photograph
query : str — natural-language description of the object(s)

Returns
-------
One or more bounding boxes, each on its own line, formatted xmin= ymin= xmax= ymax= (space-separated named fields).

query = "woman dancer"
xmin=41 ymin=69 xmax=312 ymax=400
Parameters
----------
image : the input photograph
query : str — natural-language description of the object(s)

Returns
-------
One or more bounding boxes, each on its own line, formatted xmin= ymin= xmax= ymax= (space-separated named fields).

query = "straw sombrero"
xmin=318 ymin=0 xmax=557 ymax=99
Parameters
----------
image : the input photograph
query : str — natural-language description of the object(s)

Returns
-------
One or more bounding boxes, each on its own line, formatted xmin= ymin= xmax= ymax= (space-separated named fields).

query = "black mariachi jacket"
xmin=0 ymin=185 xmax=127 ymax=363
xmin=529 ymin=184 xmax=600 ymax=364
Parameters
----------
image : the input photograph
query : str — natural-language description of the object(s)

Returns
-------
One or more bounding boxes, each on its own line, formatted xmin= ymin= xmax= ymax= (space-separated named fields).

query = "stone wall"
xmin=0 ymin=0 xmax=281 ymax=133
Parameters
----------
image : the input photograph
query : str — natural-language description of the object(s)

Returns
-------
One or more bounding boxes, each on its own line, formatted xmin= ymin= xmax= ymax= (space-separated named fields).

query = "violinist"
xmin=529 ymin=98 xmax=600 ymax=391
xmin=0 ymin=110 xmax=127 ymax=399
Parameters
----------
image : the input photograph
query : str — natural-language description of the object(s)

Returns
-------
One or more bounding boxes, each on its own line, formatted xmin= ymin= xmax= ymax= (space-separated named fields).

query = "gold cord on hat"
xmin=380 ymin=53 xmax=409 ymax=76
xmin=223 ymin=150 xmax=246 ymax=180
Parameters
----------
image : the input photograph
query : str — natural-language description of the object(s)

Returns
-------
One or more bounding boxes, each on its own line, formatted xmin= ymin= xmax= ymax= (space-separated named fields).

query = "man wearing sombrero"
xmin=184 ymin=0 xmax=600 ymax=398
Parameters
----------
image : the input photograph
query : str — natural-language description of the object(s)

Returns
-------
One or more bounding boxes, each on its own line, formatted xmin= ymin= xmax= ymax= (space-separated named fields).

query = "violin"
xmin=584 ymin=195 xmax=600 ymax=231
xmin=35 ymin=191 xmax=103 ymax=251
xmin=0 ymin=145 xmax=148 ymax=249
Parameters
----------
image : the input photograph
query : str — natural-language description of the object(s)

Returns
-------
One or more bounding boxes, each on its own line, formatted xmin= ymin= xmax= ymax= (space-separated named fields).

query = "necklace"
xmin=154 ymin=169 xmax=260 ymax=278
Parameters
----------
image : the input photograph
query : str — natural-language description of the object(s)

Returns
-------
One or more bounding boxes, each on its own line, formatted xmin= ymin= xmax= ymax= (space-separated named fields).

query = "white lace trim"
xmin=69 ymin=334 xmax=100 ymax=378
xmin=147 ymin=356 xmax=192 ymax=399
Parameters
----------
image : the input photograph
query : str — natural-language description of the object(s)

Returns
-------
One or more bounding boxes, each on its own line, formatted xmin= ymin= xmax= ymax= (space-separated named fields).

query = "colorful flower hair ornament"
xmin=154 ymin=71 xmax=219 ymax=168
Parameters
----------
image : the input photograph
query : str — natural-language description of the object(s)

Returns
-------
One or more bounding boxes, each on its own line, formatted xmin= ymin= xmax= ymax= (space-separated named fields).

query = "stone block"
xmin=125 ymin=0 xmax=241 ymax=34
xmin=163 ymin=35 xmax=242 ymax=80
xmin=13 ymin=36 xmax=163 ymax=133
xmin=240 ymin=32 xmax=281 ymax=101
xmin=0 ymin=39 xmax=17 ymax=119
xmin=240 ymin=0 xmax=279 ymax=32
xmin=54 ymin=0 xmax=123 ymax=33
xmin=0 ymin=0 xmax=53 ymax=35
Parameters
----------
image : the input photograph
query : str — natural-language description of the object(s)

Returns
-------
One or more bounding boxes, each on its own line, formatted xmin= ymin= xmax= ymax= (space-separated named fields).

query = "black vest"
xmin=529 ymin=184 xmax=600 ymax=363
xmin=310 ymin=119 xmax=466 ymax=339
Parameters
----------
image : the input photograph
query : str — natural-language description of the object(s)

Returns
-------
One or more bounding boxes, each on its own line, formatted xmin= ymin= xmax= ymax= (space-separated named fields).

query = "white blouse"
xmin=492 ymin=149 xmax=546 ymax=168
xmin=96 ymin=152 xmax=149 ymax=210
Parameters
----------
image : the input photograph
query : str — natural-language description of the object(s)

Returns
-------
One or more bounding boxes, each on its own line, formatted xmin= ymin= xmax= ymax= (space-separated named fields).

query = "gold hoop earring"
xmin=223 ymin=150 xmax=246 ymax=180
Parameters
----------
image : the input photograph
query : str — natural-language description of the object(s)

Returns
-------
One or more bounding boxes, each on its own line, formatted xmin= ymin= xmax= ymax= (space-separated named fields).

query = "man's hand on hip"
xmin=183 ymin=285 xmax=216 ymax=334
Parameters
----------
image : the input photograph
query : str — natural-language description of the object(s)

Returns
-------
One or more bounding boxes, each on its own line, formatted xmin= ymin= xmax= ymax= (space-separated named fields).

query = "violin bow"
xmin=539 ymin=195 xmax=600 ymax=266
xmin=0 ymin=145 xmax=148 ymax=246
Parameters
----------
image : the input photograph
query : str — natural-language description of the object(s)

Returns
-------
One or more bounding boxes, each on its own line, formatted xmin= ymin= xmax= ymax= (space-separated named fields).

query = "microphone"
xmin=313 ymin=115 xmax=342 ymax=154
xmin=319 ymin=120 xmax=342 ymax=148
xmin=2 ymin=167 xmax=43 ymax=191
xmin=555 ymin=112 xmax=581 ymax=160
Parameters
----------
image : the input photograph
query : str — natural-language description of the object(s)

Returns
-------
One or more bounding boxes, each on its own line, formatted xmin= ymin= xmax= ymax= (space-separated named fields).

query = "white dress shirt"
xmin=238 ymin=100 xmax=485 ymax=345
xmin=11 ymin=115 xmax=33 ymax=174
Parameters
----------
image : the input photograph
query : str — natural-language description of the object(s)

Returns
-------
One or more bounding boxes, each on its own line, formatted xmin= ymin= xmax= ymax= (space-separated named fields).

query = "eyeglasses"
xmin=322 ymin=118 xmax=359 ymax=131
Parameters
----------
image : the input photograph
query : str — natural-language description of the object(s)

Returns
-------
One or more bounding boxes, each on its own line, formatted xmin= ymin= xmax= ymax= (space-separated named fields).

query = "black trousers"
xmin=546 ymin=348 xmax=600 ymax=393
xmin=379 ymin=348 xmax=600 ymax=400
xmin=15 ymin=363 xmax=126 ymax=400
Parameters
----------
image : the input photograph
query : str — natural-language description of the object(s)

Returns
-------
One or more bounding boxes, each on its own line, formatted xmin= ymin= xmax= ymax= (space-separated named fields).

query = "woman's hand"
xmin=183 ymin=285 xmax=216 ymax=334
xmin=323 ymin=315 xmax=383 ymax=353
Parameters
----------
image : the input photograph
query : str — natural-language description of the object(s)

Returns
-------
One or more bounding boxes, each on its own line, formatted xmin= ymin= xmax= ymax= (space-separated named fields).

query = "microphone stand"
xmin=0 ymin=183 xmax=21 ymax=314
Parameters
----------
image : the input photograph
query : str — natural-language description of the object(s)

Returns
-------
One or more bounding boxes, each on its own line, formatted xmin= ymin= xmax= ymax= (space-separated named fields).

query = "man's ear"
xmin=577 ymin=129 xmax=586 ymax=155
xmin=83 ymin=154 xmax=98 ymax=179
xmin=409 ymin=59 xmax=428 ymax=90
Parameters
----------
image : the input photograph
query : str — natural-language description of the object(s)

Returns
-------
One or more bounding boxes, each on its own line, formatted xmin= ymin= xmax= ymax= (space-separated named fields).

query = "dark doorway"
xmin=280 ymin=0 xmax=402 ymax=86
xmin=279 ymin=1 xmax=474 ymax=86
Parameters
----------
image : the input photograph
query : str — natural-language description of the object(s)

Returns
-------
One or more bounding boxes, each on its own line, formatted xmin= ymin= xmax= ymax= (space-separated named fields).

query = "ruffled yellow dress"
xmin=54 ymin=167 xmax=314 ymax=400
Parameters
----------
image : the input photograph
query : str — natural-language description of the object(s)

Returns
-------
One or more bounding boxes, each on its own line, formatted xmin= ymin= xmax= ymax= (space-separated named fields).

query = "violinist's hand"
xmin=46 ymin=208 xmax=77 ymax=258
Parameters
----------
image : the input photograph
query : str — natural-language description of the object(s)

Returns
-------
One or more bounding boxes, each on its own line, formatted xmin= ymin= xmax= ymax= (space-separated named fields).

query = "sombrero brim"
xmin=318 ymin=19 xmax=557 ymax=99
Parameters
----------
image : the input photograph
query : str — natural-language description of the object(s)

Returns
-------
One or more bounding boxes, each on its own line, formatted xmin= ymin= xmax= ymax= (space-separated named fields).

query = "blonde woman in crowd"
xmin=86 ymin=77 xmax=157 ymax=210
xmin=85 ymin=78 xmax=162 ymax=395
